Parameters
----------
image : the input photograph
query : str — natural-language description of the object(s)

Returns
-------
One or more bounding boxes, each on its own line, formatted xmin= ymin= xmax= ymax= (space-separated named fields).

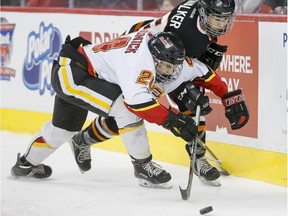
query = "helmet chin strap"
xmin=155 ymin=75 xmax=169 ymax=84
xmin=197 ymin=13 xmax=215 ymax=40
xmin=198 ymin=20 xmax=214 ymax=40
xmin=197 ymin=16 xmax=207 ymax=34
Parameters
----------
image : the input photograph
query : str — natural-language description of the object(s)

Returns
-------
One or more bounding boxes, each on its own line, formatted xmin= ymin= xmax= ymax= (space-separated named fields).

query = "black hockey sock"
xmin=196 ymin=129 xmax=206 ymax=159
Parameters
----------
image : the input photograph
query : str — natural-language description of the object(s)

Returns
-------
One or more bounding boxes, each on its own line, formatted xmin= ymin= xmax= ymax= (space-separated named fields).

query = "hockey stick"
xmin=197 ymin=139 xmax=230 ymax=176
xmin=179 ymin=104 xmax=201 ymax=200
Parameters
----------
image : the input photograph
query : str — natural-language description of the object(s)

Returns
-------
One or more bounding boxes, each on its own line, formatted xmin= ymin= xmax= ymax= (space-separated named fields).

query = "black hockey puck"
xmin=199 ymin=206 xmax=213 ymax=215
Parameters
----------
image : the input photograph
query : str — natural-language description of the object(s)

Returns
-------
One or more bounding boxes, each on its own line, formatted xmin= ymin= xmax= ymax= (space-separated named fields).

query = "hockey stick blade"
xmin=179 ymin=105 xmax=201 ymax=200
xmin=179 ymin=162 xmax=194 ymax=200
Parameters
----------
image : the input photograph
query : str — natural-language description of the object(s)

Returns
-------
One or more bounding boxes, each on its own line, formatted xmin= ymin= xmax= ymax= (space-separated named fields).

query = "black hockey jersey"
xmin=123 ymin=0 xmax=215 ymax=58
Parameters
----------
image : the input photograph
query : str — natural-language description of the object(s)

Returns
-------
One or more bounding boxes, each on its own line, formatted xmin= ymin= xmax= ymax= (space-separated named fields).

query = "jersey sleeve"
xmin=124 ymin=99 xmax=170 ymax=126
xmin=193 ymin=66 xmax=228 ymax=98
xmin=122 ymin=19 xmax=154 ymax=35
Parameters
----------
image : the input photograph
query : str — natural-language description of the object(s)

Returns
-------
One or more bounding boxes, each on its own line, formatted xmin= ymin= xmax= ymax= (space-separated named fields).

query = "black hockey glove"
xmin=184 ymin=82 xmax=212 ymax=116
xmin=162 ymin=108 xmax=198 ymax=142
xmin=64 ymin=34 xmax=91 ymax=48
xmin=198 ymin=42 xmax=227 ymax=71
xmin=222 ymin=89 xmax=249 ymax=130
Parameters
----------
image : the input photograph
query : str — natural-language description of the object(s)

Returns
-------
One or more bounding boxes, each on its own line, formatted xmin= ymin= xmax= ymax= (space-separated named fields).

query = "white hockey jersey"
xmin=83 ymin=30 xmax=210 ymax=125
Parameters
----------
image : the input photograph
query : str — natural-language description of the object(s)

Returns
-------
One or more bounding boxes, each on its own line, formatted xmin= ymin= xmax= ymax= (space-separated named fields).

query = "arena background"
xmin=0 ymin=7 xmax=287 ymax=186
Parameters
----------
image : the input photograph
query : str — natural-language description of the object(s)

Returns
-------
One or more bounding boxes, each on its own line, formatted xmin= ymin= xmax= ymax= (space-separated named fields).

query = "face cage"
xmin=154 ymin=59 xmax=183 ymax=83
xmin=201 ymin=12 xmax=235 ymax=37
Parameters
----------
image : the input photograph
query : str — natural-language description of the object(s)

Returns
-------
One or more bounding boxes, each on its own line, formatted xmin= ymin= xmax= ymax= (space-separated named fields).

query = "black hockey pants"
xmin=50 ymin=43 xmax=122 ymax=132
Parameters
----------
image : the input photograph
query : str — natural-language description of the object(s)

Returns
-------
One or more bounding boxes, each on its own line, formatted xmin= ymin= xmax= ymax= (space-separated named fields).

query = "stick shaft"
xmin=179 ymin=105 xmax=201 ymax=200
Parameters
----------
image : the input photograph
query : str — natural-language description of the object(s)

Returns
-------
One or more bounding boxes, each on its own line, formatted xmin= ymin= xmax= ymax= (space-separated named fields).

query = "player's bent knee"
xmin=41 ymin=121 xmax=77 ymax=148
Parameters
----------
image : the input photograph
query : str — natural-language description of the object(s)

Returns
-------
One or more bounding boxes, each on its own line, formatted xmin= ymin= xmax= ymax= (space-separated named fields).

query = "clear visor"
xmin=154 ymin=58 xmax=183 ymax=83
xmin=203 ymin=13 xmax=235 ymax=37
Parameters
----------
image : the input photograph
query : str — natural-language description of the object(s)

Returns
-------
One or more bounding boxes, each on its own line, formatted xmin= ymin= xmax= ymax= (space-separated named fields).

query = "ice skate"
xmin=69 ymin=132 xmax=91 ymax=173
xmin=194 ymin=157 xmax=221 ymax=186
xmin=11 ymin=153 xmax=52 ymax=178
xmin=132 ymin=156 xmax=172 ymax=189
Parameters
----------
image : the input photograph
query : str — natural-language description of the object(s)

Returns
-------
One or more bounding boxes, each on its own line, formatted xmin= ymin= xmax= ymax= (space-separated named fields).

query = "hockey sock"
xmin=83 ymin=116 xmax=119 ymax=145
xmin=196 ymin=120 xmax=206 ymax=159
xmin=130 ymin=154 xmax=152 ymax=164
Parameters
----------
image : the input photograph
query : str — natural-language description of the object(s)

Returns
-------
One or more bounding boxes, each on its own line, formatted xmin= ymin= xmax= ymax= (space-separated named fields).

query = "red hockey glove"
xmin=222 ymin=90 xmax=249 ymax=130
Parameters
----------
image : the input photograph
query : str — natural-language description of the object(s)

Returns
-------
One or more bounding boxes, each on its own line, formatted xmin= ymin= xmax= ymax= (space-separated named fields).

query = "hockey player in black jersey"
xmin=124 ymin=0 xmax=234 ymax=61
xmin=124 ymin=0 xmax=238 ymax=186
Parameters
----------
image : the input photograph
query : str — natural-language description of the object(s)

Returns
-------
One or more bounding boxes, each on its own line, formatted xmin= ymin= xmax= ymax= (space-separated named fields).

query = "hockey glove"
xmin=198 ymin=43 xmax=227 ymax=71
xmin=162 ymin=108 xmax=198 ymax=142
xmin=184 ymin=83 xmax=212 ymax=116
xmin=222 ymin=89 xmax=249 ymax=130
xmin=64 ymin=34 xmax=91 ymax=48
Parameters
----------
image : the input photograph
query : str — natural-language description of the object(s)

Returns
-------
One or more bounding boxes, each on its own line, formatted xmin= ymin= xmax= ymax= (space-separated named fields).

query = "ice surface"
xmin=1 ymin=131 xmax=287 ymax=216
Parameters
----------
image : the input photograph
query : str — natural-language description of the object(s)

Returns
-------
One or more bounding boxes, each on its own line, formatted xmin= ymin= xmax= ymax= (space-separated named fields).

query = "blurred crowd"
xmin=1 ymin=0 xmax=287 ymax=14
xmin=1 ymin=0 xmax=181 ymax=10
xmin=235 ymin=0 xmax=287 ymax=14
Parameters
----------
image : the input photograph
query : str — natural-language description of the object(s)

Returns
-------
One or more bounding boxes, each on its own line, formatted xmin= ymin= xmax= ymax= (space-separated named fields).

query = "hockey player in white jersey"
xmin=11 ymin=31 xmax=194 ymax=188
xmin=11 ymin=30 xmax=249 ymax=189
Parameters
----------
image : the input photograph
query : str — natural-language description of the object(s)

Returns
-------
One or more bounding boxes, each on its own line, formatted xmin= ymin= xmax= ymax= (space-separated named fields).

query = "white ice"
xmin=1 ymin=131 xmax=287 ymax=216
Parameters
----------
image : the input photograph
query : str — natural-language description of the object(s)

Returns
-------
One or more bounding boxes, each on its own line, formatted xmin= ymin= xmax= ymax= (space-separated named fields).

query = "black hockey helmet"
xmin=198 ymin=0 xmax=235 ymax=37
xmin=148 ymin=32 xmax=185 ymax=83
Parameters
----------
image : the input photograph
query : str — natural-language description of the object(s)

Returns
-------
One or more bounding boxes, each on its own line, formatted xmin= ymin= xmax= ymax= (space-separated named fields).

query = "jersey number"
xmin=92 ymin=36 xmax=131 ymax=53
xmin=136 ymin=70 xmax=155 ymax=91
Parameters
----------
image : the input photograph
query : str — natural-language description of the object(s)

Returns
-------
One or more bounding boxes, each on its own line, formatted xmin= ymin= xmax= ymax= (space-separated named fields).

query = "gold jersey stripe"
xmin=127 ymin=101 xmax=160 ymax=112
xmin=118 ymin=123 xmax=144 ymax=135
xmin=205 ymin=66 xmax=216 ymax=82
xmin=60 ymin=57 xmax=110 ymax=111
xmin=32 ymin=142 xmax=54 ymax=149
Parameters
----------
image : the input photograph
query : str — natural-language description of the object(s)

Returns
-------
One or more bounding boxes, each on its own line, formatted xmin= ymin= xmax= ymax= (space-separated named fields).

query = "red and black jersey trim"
xmin=124 ymin=99 xmax=170 ymax=126
xmin=194 ymin=67 xmax=228 ymax=98
xmin=202 ymin=69 xmax=214 ymax=80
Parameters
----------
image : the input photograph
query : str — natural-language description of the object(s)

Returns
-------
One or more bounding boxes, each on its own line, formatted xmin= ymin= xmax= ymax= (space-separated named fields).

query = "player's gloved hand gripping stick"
xmin=162 ymin=108 xmax=198 ymax=143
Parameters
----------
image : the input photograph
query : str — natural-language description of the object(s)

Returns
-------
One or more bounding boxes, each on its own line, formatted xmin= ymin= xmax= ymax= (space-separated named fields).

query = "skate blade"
xmin=79 ymin=169 xmax=85 ymax=174
xmin=8 ymin=174 xmax=52 ymax=181
xmin=138 ymin=179 xmax=172 ymax=189
xmin=199 ymin=177 xmax=221 ymax=187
